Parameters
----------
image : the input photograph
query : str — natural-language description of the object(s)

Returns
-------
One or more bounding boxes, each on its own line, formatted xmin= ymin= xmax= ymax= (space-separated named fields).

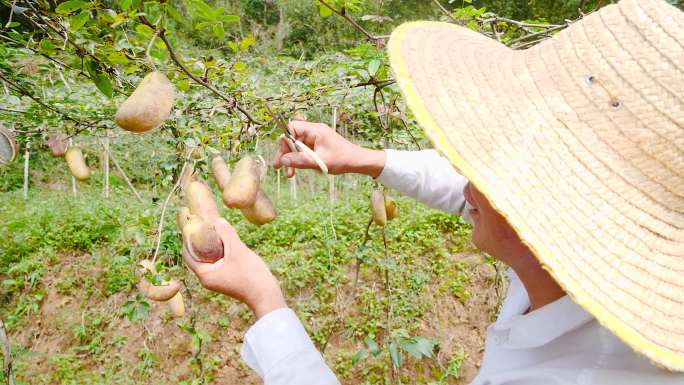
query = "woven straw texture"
xmin=388 ymin=0 xmax=684 ymax=371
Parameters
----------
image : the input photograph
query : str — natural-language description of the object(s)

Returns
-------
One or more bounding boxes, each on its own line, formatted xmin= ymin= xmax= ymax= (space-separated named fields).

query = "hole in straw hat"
xmin=585 ymin=75 xmax=596 ymax=85
xmin=610 ymin=99 xmax=622 ymax=110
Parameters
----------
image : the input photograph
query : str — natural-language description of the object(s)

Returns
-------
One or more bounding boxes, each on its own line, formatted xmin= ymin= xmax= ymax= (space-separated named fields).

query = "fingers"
xmin=288 ymin=120 xmax=324 ymax=148
xmin=213 ymin=218 xmax=241 ymax=257
xmin=279 ymin=152 xmax=319 ymax=171
xmin=273 ymin=136 xmax=297 ymax=178
xmin=181 ymin=238 xmax=202 ymax=272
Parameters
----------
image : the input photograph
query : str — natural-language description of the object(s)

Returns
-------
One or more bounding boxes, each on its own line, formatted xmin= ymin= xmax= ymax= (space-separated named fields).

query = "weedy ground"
xmin=1 ymin=142 xmax=505 ymax=385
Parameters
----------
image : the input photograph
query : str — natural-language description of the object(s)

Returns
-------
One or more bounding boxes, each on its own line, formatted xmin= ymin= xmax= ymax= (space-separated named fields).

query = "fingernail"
xmin=280 ymin=157 xmax=291 ymax=166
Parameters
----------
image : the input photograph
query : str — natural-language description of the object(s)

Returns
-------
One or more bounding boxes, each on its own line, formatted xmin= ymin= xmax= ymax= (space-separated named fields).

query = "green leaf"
xmin=177 ymin=79 xmax=190 ymax=92
xmin=413 ymin=336 xmax=438 ymax=358
xmin=318 ymin=2 xmax=333 ymax=17
xmin=39 ymin=39 xmax=55 ymax=50
xmin=365 ymin=336 xmax=381 ymax=356
xmin=212 ymin=22 xmax=225 ymax=40
xmin=367 ymin=59 xmax=380 ymax=76
xmin=221 ymin=14 xmax=240 ymax=23
xmin=56 ymin=0 xmax=88 ymax=14
xmin=120 ymin=0 xmax=133 ymax=11
xmin=389 ymin=341 xmax=402 ymax=369
xmin=239 ymin=35 xmax=255 ymax=51
xmin=107 ymin=52 xmax=129 ymax=65
xmin=227 ymin=41 xmax=238 ymax=54
xmin=165 ymin=6 xmax=186 ymax=25
xmin=351 ymin=348 xmax=369 ymax=365
xmin=93 ymin=74 xmax=113 ymax=98
xmin=70 ymin=10 xmax=90 ymax=31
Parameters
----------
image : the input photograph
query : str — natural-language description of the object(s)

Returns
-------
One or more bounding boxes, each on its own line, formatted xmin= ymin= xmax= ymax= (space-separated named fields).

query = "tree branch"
xmin=317 ymin=0 xmax=386 ymax=45
xmin=137 ymin=16 xmax=261 ymax=126
xmin=0 ymin=71 xmax=109 ymax=136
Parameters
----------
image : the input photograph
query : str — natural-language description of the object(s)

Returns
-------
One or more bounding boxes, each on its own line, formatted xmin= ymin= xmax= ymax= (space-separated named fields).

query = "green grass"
xmin=0 ymin=170 xmax=496 ymax=384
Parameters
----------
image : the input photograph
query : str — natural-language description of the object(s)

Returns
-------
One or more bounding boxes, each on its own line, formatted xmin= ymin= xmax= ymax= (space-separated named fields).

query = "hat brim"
xmin=388 ymin=19 xmax=684 ymax=371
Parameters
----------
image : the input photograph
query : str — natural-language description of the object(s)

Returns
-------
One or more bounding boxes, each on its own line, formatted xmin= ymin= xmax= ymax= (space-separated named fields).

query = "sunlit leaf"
xmin=70 ymin=10 xmax=90 ymax=31
xmin=120 ymin=0 xmax=133 ymax=11
xmin=318 ymin=1 xmax=333 ymax=17
xmin=212 ymin=22 xmax=225 ymax=40
xmin=107 ymin=52 xmax=129 ymax=65
xmin=367 ymin=59 xmax=380 ymax=76
xmin=56 ymin=0 xmax=88 ymax=14
xmin=239 ymin=35 xmax=255 ymax=51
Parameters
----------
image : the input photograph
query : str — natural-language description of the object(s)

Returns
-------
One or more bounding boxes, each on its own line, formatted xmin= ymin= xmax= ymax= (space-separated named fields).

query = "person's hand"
xmin=181 ymin=218 xmax=286 ymax=319
xmin=272 ymin=120 xmax=386 ymax=178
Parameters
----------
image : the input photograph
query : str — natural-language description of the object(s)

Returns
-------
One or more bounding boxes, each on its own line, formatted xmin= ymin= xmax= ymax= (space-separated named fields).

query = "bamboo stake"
xmin=22 ymin=142 xmax=29 ymax=199
xmin=69 ymin=138 xmax=76 ymax=196
xmin=103 ymin=130 xmax=110 ymax=198
xmin=276 ymin=168 xmax=281 ymax=202
xmin=290 ymin=175 xmax=297 ymax=201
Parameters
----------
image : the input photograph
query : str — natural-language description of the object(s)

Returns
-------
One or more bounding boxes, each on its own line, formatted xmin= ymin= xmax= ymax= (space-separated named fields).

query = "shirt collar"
xmin=502 ymin=295 xmax=594 ymax=349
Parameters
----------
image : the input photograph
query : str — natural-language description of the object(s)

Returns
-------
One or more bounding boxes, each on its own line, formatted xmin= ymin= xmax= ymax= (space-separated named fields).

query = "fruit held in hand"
xmin=241 ymin=189 xmax=277 ymax=225
xmin=183 ymin=215 xmax=224 ymax=263
xmin=222 ymin=156 xmax=259 ymax=209
xmin=371 ymin=189 xmax=387 ymax=226
xmin=46 ymin=133 xmax=68 ymax=157
xmin=186 ymin=180 xmax=219 ymax=222
xmin=65 ymin=147 xmax=90 ymax=181
xmin=115 ymin=71 xmax=175 ymax=132
xmin=211 ymin=156 xmax=231 ymax=191
xmin=167 ymin=292 xmax=185 ymax=317
xmin=385 ymin=196 xmax=397 ymax=221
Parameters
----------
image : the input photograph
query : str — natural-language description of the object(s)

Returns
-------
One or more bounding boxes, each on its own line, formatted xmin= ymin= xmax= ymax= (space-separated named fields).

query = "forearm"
xmin=242 ymin=308 xmax=340 ymax=385
xmin=343 ymin=146 xmax=386 ymax=179
xmin=376 ymin=149 xmax=470 ymax=217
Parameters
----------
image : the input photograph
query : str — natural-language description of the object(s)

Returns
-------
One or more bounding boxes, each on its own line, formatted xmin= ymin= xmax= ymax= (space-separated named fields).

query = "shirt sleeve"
xmin=376 ymin=149 xmax=471 ymax=221
xmin=241 ymin=308 xmax=340 ymax=385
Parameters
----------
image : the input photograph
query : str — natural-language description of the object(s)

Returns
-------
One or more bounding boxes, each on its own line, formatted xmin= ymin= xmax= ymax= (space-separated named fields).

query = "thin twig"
xmin=431 ymin=0 xmax=461 ymax=24
xmin=151 ymin=161 xmax=189 ymax=264
xmin=5 ymin=0 xmax=18 ymax=28
xmin=317 ymin=0 xmax=385 ymax=44
xmin=109 ymin=151 xmax=143 ymax=203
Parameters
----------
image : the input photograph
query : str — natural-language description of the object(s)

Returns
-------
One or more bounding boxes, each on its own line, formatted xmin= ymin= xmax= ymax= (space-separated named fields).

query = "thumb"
xmin=280 ymin=152 xmax=319 ymax=170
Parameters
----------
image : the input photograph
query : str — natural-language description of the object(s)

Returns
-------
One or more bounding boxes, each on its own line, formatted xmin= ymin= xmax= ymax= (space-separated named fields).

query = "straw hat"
xmin=388 ymin=0 xmax=683 ymax=372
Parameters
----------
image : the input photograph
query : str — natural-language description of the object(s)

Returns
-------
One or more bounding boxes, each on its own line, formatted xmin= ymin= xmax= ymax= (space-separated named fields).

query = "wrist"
xmin=345 ymin=146 xmax=386 ymax=178
xmin=245 ymin=282 xmax=287 ymax=320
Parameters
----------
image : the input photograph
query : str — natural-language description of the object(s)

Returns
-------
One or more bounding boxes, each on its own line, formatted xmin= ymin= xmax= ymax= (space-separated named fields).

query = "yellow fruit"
xmin=186 ymin=180 xmax=219 ymax=223
xmin=182 ymin=215 xmax=224 ymax=263
xmin=385 ymin=196 xmax=397 ymax=221
xmin=167 ymin=292 xmax=185 ymax=317
xmin=211 ymin=156 xmax=231 ymax=191
xmin=114 ymin=71 xmax=175 ymax=132
xmin=240 ymin=189 xmax=277 ymax=225
xmin=65 ymin=147 xmax=90 ymax=181
xmin=222 ymin=156 xmax=259 ymax=209
xmin=46 ymin=133 xmax=68 ymax=157
xmin=176 ymin=206 xmax=191 ymax=230
xmin=138 ymin=278 xmax=181 ymax=301
xmin=371 ymin=189 xmax=387 ymax=226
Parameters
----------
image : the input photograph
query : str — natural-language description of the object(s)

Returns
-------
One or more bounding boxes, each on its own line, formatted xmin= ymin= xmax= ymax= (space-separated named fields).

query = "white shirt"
xmin=240 ymin=149 xmax=682 ymax=384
